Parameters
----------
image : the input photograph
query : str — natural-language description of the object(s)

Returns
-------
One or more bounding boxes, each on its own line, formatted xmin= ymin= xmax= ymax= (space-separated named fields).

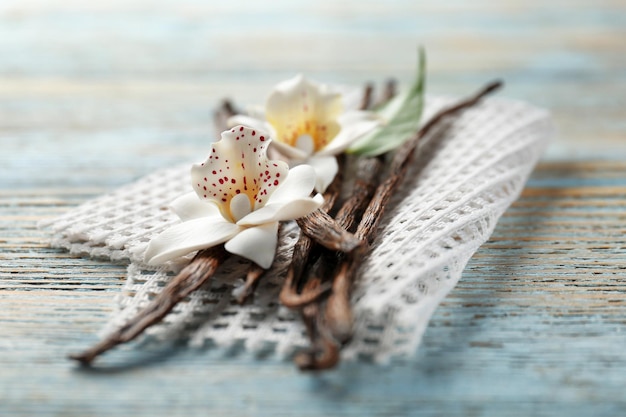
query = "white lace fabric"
xmin=40 ymin=96 xmax=552 ymax=362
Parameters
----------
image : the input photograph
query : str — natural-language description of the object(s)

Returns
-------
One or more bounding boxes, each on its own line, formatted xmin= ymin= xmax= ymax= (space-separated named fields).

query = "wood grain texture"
xmin=1 ymin=0 xmax=625 ymax=416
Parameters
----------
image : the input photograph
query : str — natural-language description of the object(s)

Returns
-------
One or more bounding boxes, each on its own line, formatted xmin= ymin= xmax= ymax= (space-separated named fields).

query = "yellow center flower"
xmin=266 ymin=81 xmax=342 ymax=151
xmin=144 ymin=125 xmax=323 ymax=269
xmin=228 ymin=74 xmax=380 ymax=192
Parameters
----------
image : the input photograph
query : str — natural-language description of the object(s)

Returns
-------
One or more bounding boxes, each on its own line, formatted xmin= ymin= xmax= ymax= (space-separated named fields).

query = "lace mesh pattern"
xmin=40 ymin=96 xmax=552 ymax=362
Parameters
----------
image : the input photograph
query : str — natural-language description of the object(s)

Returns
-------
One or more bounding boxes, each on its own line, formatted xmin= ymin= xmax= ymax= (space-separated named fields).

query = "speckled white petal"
xmin=266 ymin=165 xmax=317 ymax=204
xmin=306 ymin=155 xmax=339 ymax=192
xmin=224 ymin=222 xmax=279 ymax=269
xmin=144 ymin=217 xmax=239 ymax=265
xmin=170 ymin=192 xmax=221 ymax=221
xmin=317 ymin=111 xmax=381 ymax=156
xmin=191 ymin=126 xmax=288 ymax=213
xmin=237 ymin=195 xmax=323 ymax=227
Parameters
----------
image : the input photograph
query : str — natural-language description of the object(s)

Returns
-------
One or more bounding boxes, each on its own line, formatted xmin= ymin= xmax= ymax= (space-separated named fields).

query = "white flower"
xmin=144 ymin=125 xmax=324 ymax=269
xmin=229 ymin=75 xmax=380 ymax=192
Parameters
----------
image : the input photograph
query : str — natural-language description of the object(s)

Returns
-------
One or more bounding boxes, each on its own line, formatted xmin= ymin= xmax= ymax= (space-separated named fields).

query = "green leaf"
xmin=348 ymin=47 xmax=427 ymax=157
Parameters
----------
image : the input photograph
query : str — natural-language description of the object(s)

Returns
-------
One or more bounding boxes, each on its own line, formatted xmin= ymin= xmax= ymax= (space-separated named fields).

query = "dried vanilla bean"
xmin=70 ymin=246 xmax=229 ymax=364
xmin=293 ymin=84 xmax=391 ymax=369
xmin=373 ymin=79 xmax=397 ymax=108
xmin=296 ymin=157 xmax=385 ymax=367
xmin=279 ymin=160 xmax=344 ymax=308
xmin=297 ymin=80 xmax=504 ymax=370
xmin=295 ymin=211 xmax=362 ymax=253
xmin=322 ymin=157 xmax=384 ymax=343
xmin=292 ymin=276 xmax=340 ymax=370
xmin=233 ymin=263 xmax=266 ymax=305
xmin=358 ymin=79 xmax=503 ymax=242
xmin=324 ymin=80 xmax=504 ymax=349
xmin=359 ymin=83 xmax=374 ymax=112
xmin=70 ymin=100 xmax=244 ymax=364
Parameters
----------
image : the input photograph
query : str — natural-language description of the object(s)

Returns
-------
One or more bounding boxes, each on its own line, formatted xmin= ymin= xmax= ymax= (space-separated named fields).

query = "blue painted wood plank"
xmin=1 ymin=0 xmax=625 ymax=415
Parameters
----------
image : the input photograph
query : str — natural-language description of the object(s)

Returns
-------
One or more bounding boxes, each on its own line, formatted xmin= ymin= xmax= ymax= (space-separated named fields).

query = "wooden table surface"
xmin=1 ymin=1 xmax=625 ymax=416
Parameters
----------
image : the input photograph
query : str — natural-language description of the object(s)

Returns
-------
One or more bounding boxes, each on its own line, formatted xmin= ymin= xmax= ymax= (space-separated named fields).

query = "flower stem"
xmin=323 ymin=157 xmax=384 ymax=343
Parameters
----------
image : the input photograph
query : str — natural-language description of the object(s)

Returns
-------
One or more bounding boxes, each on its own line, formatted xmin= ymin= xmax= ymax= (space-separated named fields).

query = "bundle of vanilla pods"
xmin=69 ymin=79 xmax=502 ymax=370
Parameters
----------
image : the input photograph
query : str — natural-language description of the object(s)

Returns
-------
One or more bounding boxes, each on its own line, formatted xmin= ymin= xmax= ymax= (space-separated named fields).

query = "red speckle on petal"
xmin=259 ymin=136 xmax=264 ymax=141
xmin=239 ymin=126 xmax=244 ymax=131
xmin=203 ymin=186 xmax=207 ymax=190
xmin=236 ymin=189 xmax=241 ymax=194
xmin=212 ymin=170 xmax=216 ymax=175
xmin=274 ymin=180 xmax=279 ymax=186
xmin=219 ymin=179 xmax=224 ymax=184
xmin=204 ymin=177 xmax=207 ymax=182
xmin=276 ymin=173 xmax=280 ymax=178
xmin=231 ymin=178 xmax=236 ymax=184
xmin=222 ymin=198 xmax=227 ymax=202
xmin=252 ymin=130 xmax=256 ymax=136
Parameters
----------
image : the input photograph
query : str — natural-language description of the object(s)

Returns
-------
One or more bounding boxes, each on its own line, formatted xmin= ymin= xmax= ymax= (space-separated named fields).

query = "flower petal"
xmin=224 ymin=222 xmax=279 ymax=269
xmin=306 ymin=155 xmax=339 ymax=192
xmin=266 ymin=74 xmax=342 ymax=150
xmin=229 ymin=192 xmax=251 ymax=222
xmin=191 ymin=126 xmax=289 ymax=217
xmin=237 ymin=194 xmax=323 ymax=227
xmin=266 ymin=164 xmax=317 ymax=204
xmin=337 ymin=85 xmax=366 ymax=111
xmin=237 ymin=164 xmax=320 ymax=224
xmin=316 ymin=110 xmax=381 ymax=156
xmin=170 ymin=192 xmax=221 ymax=221
xmin=270 ymin=139 xmax=310 ymax=160
xmin=295 ymin=134 xmax=315 ymax=155
xmin=144 ymin=217 xmax=239 ymax=265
